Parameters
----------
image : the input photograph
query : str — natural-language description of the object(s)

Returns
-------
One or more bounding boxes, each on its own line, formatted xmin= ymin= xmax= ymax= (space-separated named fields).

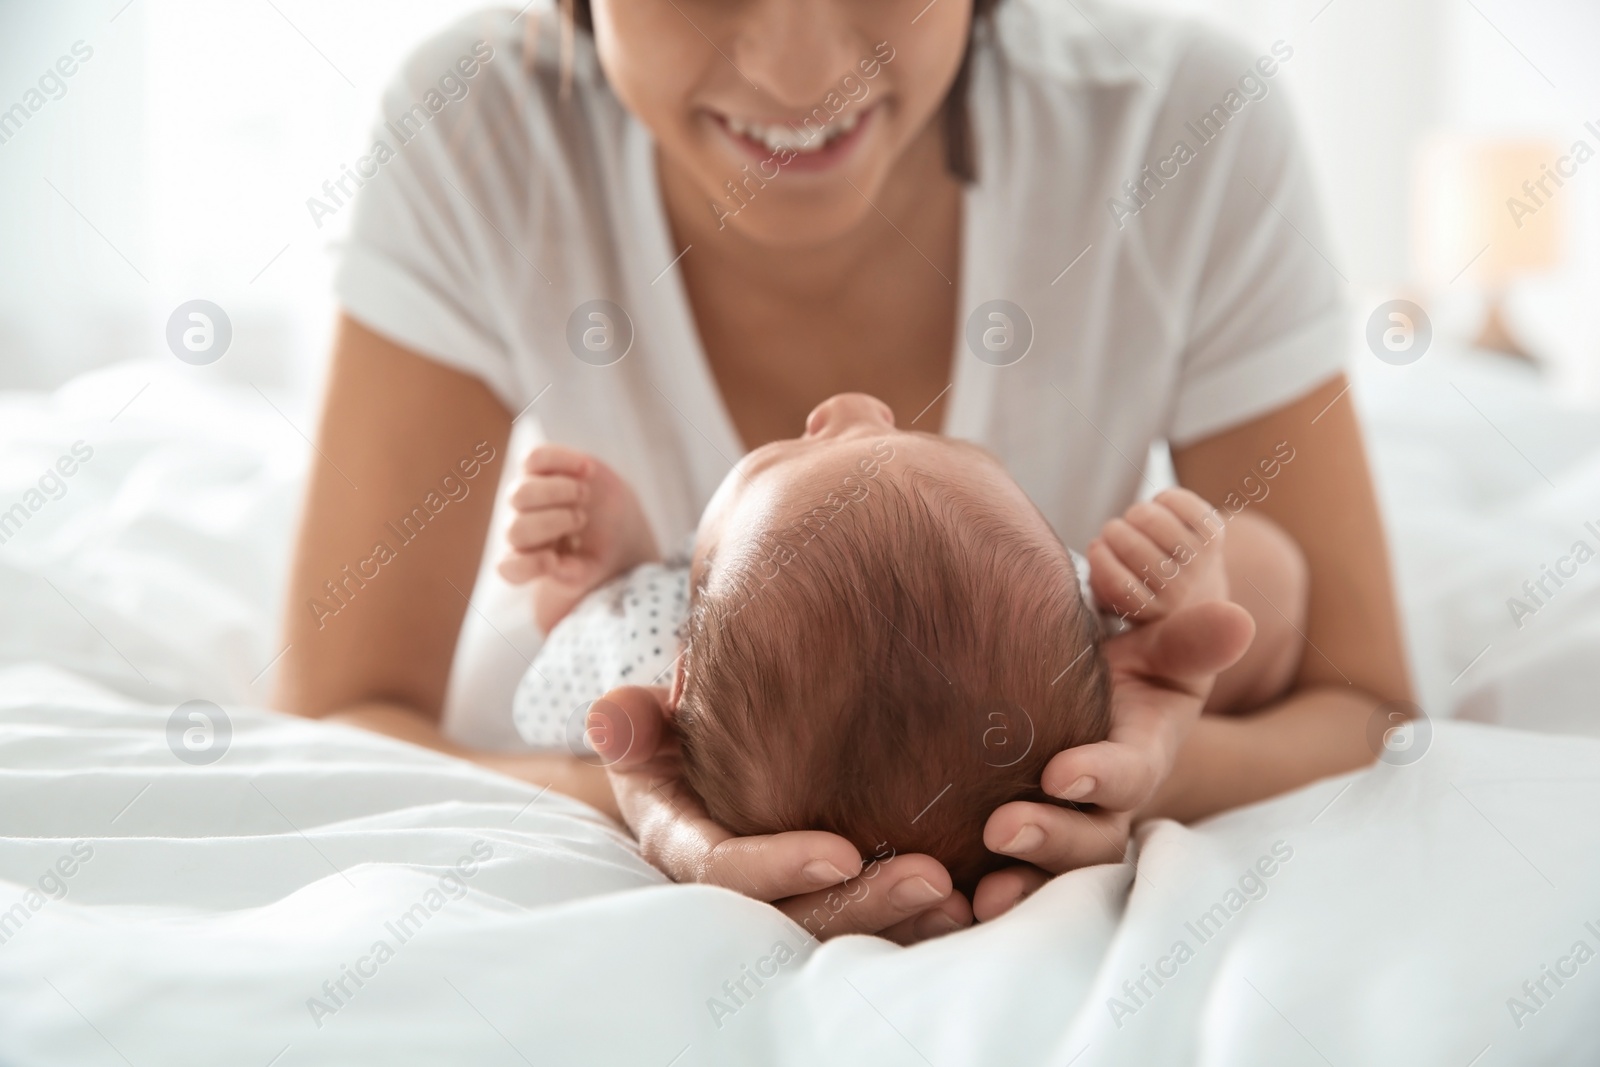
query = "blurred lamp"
xmin=1413 ymin=136 xmax=1566 ymax=362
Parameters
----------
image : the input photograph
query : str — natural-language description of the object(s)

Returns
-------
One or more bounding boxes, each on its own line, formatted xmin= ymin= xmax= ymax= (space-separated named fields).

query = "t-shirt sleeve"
xmin=331 ymin=32 xmax=527 ymax=412
xmin=1163 ymin=35 xmax=1349 ymax=447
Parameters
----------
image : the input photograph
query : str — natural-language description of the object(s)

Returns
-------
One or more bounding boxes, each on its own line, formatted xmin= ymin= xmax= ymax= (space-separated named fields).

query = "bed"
xmin=3 ymin=343 xmax=1599 ymax=1065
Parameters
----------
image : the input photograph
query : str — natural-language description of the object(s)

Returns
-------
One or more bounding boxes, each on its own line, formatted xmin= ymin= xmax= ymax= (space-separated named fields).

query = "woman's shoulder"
xmin=332 ymin=9 xmax=634 ymax=418
xmin=371 ymin=7 xmax=623 ymax=188
xmin=976 ymin=0 xmax=1311 ymax=245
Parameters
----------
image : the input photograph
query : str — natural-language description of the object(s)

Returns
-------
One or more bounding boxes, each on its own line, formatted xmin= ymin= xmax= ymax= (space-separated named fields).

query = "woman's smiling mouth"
xmin=709 ymin=103 xmax=877 ymax=173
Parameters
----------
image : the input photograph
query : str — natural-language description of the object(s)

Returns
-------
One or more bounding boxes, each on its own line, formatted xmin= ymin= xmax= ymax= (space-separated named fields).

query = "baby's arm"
xmin=497 ymin=445 xmax=660 ymax=633
xmin=1087 ymin=488 xmax=1227 ymax=625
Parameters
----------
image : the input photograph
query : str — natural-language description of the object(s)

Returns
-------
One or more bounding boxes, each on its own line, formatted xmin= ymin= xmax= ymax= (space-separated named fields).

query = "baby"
xmin=501 ymin=393 xmax=1290 ymax=893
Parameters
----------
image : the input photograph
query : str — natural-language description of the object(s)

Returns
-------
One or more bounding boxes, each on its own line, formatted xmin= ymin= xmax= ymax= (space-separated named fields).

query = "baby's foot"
xmin=1087 ymin=489 xmax=1228 ymax=624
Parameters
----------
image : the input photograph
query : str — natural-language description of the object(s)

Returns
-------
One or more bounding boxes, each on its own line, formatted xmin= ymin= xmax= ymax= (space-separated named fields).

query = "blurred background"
xmin=2 ymin=0 xmax=1599 ymax=397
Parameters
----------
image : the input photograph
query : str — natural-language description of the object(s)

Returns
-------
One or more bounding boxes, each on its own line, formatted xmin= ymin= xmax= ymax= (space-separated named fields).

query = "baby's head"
xmin=672 ymin=395 xmax=1111 ymax=894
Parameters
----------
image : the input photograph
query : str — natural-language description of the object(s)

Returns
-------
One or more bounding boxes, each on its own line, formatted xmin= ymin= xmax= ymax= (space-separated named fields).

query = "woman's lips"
xmin=709 ymin=103 xmax=877 ymax=175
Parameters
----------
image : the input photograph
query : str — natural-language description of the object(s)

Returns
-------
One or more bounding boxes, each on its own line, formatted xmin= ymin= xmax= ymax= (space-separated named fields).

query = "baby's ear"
xmin=665 ymin=653 xmax=687 ymax=718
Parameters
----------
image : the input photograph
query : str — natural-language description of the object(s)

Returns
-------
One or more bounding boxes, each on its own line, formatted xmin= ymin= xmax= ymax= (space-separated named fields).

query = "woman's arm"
xmin=277 ymin=317 xmax=962 ymax=939
xmin=975 ymin=373 xmax=1409 ymax=916
xmin=274 ymin=314 xmax=618 ymax=816
xmin=1155 ymin=372 xmax=1414 ymax=819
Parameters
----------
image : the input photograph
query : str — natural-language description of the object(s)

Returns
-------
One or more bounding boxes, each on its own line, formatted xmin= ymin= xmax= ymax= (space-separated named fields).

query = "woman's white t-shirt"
xmin=334 ymin=0 xmax=1348 ymax=747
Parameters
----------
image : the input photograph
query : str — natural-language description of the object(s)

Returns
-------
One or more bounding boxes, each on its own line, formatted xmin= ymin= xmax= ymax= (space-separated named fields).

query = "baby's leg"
xmin=1203 ymin=511 xmax=1307 ymax=715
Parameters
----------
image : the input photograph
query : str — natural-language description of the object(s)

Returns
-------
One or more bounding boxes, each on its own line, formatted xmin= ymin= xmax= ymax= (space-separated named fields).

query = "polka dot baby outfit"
xmin=512 ymin=561 xmax=691 ymax=752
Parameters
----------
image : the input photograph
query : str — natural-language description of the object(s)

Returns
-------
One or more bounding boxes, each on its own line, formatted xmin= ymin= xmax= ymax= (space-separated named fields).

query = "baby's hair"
xmin=676 ymin=468 xmax=1111 ymax=895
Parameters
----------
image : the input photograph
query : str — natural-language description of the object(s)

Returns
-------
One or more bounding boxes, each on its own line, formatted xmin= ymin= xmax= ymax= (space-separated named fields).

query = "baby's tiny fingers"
xmin=1101 ymin=518 xmax=1168 ymax=574
xmin=509 ymin=473 xmax=586 ymax=512
xmin=523 ymin=443 xmax=594 ymax=477
xmin=1124 ymin=501 xmax=1200 ymax=560
xmin=1086 ymin=538 xmax=1151 ymax=617
xmin=497 ymin=549 xmax=559 ymax=585
xmin=1155 ymin=489 xmax=1226 ymax=542
xmin=506 ymin=506 xmax=586 ymax=552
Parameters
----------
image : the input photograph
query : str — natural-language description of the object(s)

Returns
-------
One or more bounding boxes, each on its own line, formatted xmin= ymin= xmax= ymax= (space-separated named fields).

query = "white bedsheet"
xmin=3 ymin=665 xmax=1599 ymax=1065
xmin=3 ymin=348 xmax=1600 ymax=1063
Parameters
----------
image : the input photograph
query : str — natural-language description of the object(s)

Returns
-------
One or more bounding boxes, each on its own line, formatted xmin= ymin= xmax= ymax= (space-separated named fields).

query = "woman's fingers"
xmin=699 ymin=831 xmax=865 ymax=901
xmin=880 ymin=890 xmax=974 ymax=945
xmin=594 ymin=685 xmax=964 ymax=941
xmin=773 ymin=853 xmax=956 ymax=940
xmin=596 ymin=687 xmax=863 ymax=903
xmin=506 ymin=506 xmax=586 ymax=553
xmin=1110 ymin=600 xmax=1255 ymax=687
xmin=966 ymin=587 xmax=1255 ymax=907
xmin=971 ymin=864 xmax=1050 ymax=923
xmin=1039 ymin=737 xmax=1164 ymax=810
xmin=587 ymin=687 xmax=667 ymax=768
xmin=1043 ymin=607 xmax=1251 ymax=811
xmin=983 ymin=799 xmax=1132 ymax=874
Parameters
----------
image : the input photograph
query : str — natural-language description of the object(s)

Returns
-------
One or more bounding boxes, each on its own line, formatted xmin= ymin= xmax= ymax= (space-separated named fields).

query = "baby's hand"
xmin=498 ymin=445 xmax=659 ymax=619
xmin=1087 ymin=488 xmax=1227 ymax=624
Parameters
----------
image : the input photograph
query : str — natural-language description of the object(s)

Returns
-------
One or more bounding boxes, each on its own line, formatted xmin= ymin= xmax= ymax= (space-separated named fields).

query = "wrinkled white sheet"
xmin=3 ymin=350 xmax=1600 ymax=1064
xmin=1352 ymin=349 xmax=1600 ymax=734
xmin=3 ymin=666 xmax=1598 ymax=1066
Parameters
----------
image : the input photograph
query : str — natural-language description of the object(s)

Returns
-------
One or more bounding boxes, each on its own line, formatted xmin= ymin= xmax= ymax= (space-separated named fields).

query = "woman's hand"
xmin=972 ymin=600 xmax=1254 ymax=920
xmin=589 ymin=686 xmax=973 ymax=944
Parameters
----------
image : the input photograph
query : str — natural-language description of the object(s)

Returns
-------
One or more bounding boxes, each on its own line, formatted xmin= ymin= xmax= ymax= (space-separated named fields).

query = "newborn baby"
xmin=501 ymin=394 xmax=1251 ymax=893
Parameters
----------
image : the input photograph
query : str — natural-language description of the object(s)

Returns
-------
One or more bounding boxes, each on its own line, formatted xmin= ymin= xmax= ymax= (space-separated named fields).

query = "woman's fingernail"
xmin=802 ymin=860 xmax=850 ymax=886
xmin=1059 ymin=776 xmax=1096 ymax=801
xmin=889 ymin=877 xmax=945 ymax=908
xmin=914 ymin=911 xmax=963 ymax=940
xmin=1001 ymin=825 xmax=1045 ymax=854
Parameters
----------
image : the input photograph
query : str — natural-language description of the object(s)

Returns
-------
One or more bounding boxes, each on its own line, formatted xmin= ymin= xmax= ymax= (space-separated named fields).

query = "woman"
xmin=277 ymin=0 xmax=1411 ymax=942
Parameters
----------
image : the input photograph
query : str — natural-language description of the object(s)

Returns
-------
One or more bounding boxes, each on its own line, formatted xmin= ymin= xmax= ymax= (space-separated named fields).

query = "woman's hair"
xmin=555 ymin=0 xmax=1004 ymax=182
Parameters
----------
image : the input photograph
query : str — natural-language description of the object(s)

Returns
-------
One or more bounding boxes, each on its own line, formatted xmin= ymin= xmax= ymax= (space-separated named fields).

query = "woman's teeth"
xmin=723 ymin=109 xmax=862 ymax=154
